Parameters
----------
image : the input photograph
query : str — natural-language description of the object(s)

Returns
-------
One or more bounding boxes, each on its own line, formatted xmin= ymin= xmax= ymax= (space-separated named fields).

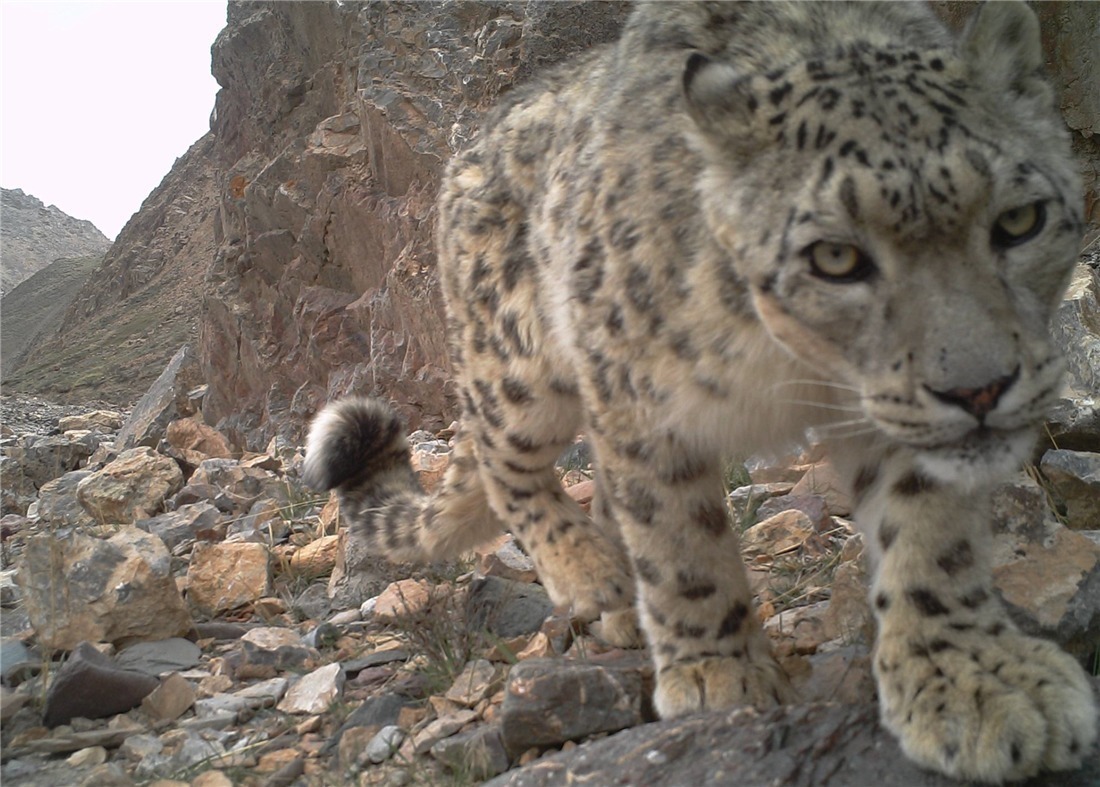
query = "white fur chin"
xmin=914 ymin=429 xmax=1033 ymax=489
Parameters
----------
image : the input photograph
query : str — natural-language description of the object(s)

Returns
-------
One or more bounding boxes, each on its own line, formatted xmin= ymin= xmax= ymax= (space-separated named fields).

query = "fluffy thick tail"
xmin=303 ymin=397 xmax=502 ymax=563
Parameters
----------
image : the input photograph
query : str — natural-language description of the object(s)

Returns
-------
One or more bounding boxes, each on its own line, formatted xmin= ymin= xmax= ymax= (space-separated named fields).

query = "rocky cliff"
xmin=6 ymin=1 xmax=1097 ymax=449
xmin=199 ymin=1 xmax=629 ymax=449
xmin=0 ymin=188 xmax=110 ymax=296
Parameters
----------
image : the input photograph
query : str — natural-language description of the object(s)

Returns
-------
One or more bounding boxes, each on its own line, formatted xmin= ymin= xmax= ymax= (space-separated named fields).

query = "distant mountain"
xmin=0 ymin=255 xmax=103 ymax=382
xmin=0 ymin=188 xmax=111 ymax=296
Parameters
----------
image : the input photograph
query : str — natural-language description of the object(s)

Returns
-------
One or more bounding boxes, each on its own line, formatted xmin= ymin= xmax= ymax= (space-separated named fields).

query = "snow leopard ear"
xmin=960 ymin=0 xmax=1050 ymax=102
xmin=682 ymin=52 xmax=767 ymax=154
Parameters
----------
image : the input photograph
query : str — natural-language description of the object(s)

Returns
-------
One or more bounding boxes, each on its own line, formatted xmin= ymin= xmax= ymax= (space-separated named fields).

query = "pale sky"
xmin=1 ymin=1 xmax=227 ymax=240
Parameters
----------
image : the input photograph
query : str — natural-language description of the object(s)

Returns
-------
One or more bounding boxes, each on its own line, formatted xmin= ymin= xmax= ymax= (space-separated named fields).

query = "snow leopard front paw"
xmin=875 ymin=628 xmax=1097 ymax=783
xmin=654 ymin=651 xmax=795 ymax=717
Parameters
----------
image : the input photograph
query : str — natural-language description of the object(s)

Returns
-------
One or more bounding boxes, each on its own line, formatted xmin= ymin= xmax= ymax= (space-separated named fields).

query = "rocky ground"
xmin=0 ymin=355 xmax=1098 ymax=786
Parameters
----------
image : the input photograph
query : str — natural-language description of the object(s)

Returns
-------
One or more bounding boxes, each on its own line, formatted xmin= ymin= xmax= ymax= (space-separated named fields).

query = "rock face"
xmin=0 ymin=188 xmax=110 ymax=296
xmin=195 ymin=2 xmax=631 ymax=448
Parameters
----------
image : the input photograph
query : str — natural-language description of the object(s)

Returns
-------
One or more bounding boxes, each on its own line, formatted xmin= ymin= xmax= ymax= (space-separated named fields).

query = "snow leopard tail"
xmin=302 ymin=397 xmax=503 ymax=563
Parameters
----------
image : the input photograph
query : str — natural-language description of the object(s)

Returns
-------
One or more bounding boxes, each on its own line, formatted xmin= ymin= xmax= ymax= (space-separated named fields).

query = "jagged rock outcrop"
xmin=0 ymin=188 xmax=110 ymax=296
xmin=199 ymin=1 xmax=630 ymax=449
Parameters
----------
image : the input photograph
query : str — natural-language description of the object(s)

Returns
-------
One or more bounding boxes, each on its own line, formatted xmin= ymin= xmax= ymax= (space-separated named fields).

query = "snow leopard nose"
xmin=926 ymin=366 xmax=1020 ymax=420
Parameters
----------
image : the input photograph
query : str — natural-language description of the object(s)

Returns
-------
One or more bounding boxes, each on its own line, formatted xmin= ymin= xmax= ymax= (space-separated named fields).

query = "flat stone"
xmin=411 ymin=708 xmax=479 ymax=754
xmin=484 ymin=692 xmax=1100 ymax=787
xmin=755 ymin=493 xmax=831 ymax=532
xmin=477 ymin=534 xmax=538 ymax=583
xmin=443 ymin=658 xmax=498 ymax=707
xmin=233 ymin=676 xmax=290 ymax=705
xmin=58 ymin=411 xmax=124 ymax=433
xmin=277 ymin=662 xmax=344 ymax=714
xmin=115 ymin=638 xmax=202 ymax=676
xmin=67 ymin=745 xmax=108 ymax=767
xmin=240 ymin=627 xmax=305 ymax=650
xmin=741 ymin=510 xmax=815 ymax=559
xmin=728 ymin=482 xmax=796 ymax=512
xmin=43 ymin=642 xmax=159 ymax=727
xmin=141 ymin=673 xmax=196 ymax=722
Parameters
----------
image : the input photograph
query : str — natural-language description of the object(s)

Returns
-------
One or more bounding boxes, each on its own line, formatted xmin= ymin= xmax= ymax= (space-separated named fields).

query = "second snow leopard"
xmin=306 ymin=2 xmax=1098 ymax=782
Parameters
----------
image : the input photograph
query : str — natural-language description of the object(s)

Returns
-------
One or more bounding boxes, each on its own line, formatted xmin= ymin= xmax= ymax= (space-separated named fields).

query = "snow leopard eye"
xmin=992 ymin=201 xmax=1045 ymax=248
xmin=805 ymin=241 xmax=875 ymax=282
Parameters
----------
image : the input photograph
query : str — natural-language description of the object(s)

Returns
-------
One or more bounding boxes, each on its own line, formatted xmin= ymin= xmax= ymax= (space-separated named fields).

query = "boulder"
xmin=58 ymin=411 xmax=124 ymax=433
xmin=115 ymin=345 xmax=204 ymax=450
xmin=18 ymin=526 xmax=193 ymax=650
xmin=76 ymin=447 xmax=183 ymax=524
xmin=187 ymin=542 xmax=271 ymax=615
xmin=35 ymin=470 xmax=98 ymax=529
xmin=498 ymin=655 xmax=649 ymax=757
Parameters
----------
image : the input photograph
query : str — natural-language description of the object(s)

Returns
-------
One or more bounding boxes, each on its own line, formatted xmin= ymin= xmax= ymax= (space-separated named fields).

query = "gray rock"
xmin=1040 ymin=449 xmax=1100 ymax=530
xmin=468 ymin=576 xmax=554 ymax=639
xmin=498 ymin=655 xmax=649 ymax=757
xmin=169 ymin=482 xmax=236 ymax=513
xmin=35 ymin=470 xmax=98 ymax=529
xmin=1041 ymin=397 xmax=1100 ymax=455
xmin=324 ymin=693 xmax=411 ymax=756
xmin=1052 ymin=263 xmax=1100 ymax=395
xmin=431 ymin=724 xmax=509 ymax=780
xmin=183 ymin=457 xmax=283 ymax=516
xmin=115 ymin=344 xmax=203 ymax=450
xmin=134 ymin=502 xmax=225 ymax=549
xmin=0 ymin=637 xmax=38 ymax=685
xmin=1 ymin=434 xmax=98 ymax=516
xmin=366 ymin=724 xmax=405 ymax=764
xmin=114 ymin=637 xmax=202 ymax=676
xmin=486 ymin=687 xmax=1100 ymax=787
xmin=43 ymin=642 xmax=159 ymax=727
